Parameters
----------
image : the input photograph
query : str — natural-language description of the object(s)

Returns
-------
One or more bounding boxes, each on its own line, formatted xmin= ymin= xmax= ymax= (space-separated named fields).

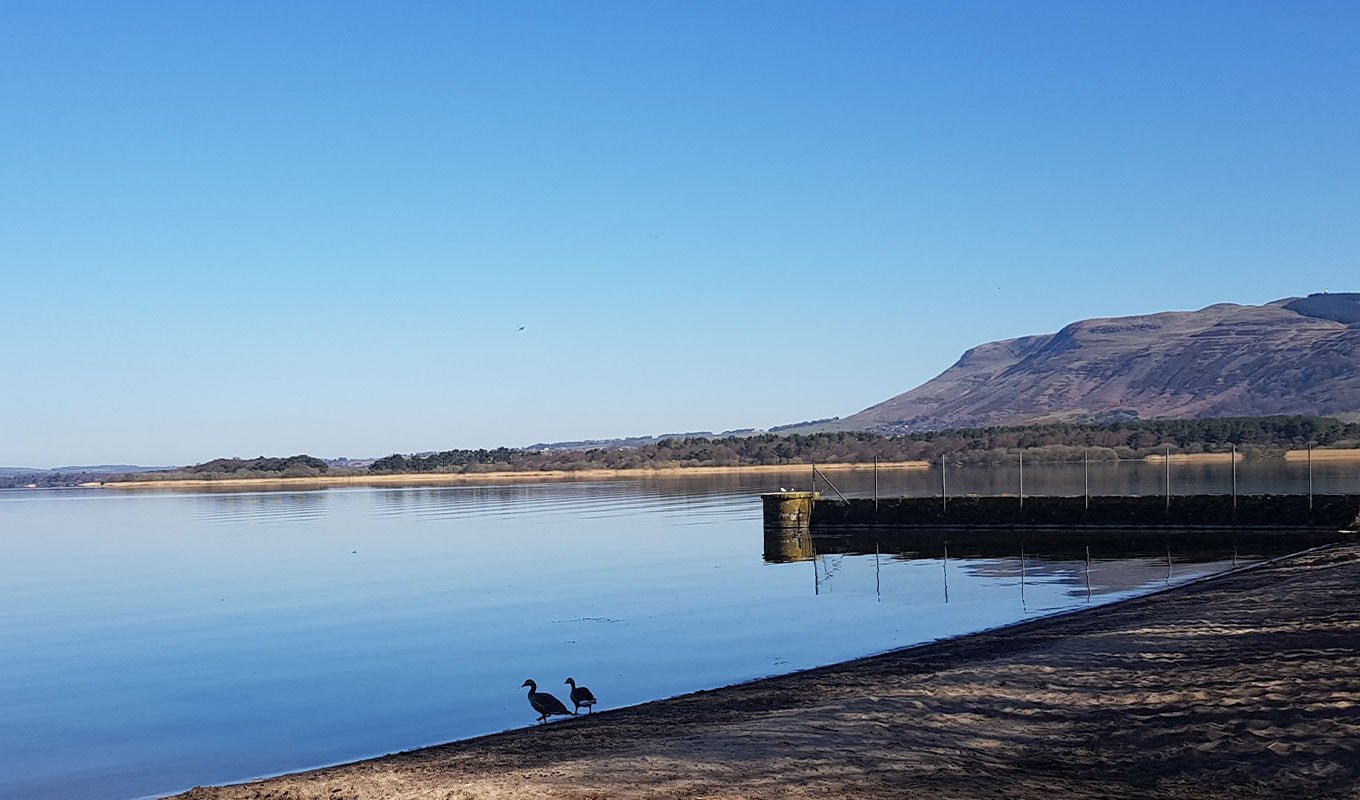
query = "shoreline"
xmin=97 ymin=460 xmax=930 ymax=491
xmin=1144 ymin=451 xmax=1243 ymax=463
xmin=1145 ymin=448 xmax=1360 ymax=463
xmin=170 ymin=543 xmax=1360 ymax=800
xmin=1284 ymin=447 xmax=1360 ymax=461
xmin=81 ymin=445 xmax=1360 ymax=491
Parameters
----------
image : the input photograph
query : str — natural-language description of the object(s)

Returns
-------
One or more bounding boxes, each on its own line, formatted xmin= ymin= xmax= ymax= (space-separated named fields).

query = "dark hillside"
xmin=823 ymin=294 xmax=1360 ymax=434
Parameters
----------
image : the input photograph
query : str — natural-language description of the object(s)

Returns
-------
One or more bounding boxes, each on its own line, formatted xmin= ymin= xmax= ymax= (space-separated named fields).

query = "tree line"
xmin=367 ymin=415 xmax=1359 ymax=474
xmin=108 ymin=455 xmax=350 ymax=483
xmin=93 ymin=415 xmax=1359 ymax=483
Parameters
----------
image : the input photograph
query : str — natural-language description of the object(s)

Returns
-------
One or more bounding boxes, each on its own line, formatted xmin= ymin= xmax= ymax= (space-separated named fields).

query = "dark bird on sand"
xmin=521 ymin=679 xmax=573 ymax=723
xmin=564 ymin=677 xmax=597 ymax=714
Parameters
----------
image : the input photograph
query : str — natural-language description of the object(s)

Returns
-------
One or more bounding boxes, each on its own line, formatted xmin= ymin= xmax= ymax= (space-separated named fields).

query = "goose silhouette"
xmin=521 ymin=679 xmax=572 ymax=723
xmin=564 ymin=677 xmax=597 ymax=714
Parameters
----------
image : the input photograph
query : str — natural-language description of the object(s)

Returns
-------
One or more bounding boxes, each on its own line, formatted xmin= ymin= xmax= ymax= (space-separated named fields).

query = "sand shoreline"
xmin=1284 ymin=447 xmax=1360 ymax=461
xmin=95 ymin=461 xmax=930 ymax=490
xmin=88 ymin=447 xmax=1360 ymax=491
xmin=1145 ymin=447 xmax=1360 ymax=463
xmin=1143 ymin=451 xmax=1243 ymax=463
xmin=170 ymin=543 xmax=1360 ymax=800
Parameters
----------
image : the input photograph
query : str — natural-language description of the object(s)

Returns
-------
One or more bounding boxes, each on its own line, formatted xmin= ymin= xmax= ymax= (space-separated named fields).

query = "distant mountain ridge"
xmin=0 ymin=464 xmax=172 ymax=477
xmin=526 ymin=429 xmax=762 ymax=452
xmin=821 ymin=293 xmax=1360 ymax=434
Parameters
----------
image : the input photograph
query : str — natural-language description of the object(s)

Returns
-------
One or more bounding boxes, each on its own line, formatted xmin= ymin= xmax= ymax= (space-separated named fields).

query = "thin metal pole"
xmin=1018 ymin=449 xmax=1024 ymax=508
xmin=1084 ymin=449 xmax=1089 ymax=511
xmin=811 ymin=460 xmax=816 ymax=493
xmin=941 ymin=454 xmax=947 ymax=512
xmin=1165 ymin=446 xmax=1171 ymax=510
xmin=873 ymin=456 xmax=879 ymax=512
xmin=1309 ymin=444 xmax=1314 ymax=511
xmin=812 ymin=535 xmax=820 ymax=595
xmin=1231 ymin=444 xmax=1237 ymax=513
xmin=814 ymin=465 xmax=851 ymax=505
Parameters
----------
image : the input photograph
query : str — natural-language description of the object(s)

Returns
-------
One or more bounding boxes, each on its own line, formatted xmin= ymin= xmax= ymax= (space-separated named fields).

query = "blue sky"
xmin=2 ymin=1 xmax=1357 ymax=467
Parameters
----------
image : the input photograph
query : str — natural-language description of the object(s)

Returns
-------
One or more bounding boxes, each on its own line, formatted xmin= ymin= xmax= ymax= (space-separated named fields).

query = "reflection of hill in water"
xmin=764 ymin=528 xmax=1346 ymax=564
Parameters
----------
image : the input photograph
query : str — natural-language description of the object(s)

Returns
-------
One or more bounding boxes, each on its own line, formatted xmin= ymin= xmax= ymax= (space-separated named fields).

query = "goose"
xmin=521 ymin=679 xmax=573 ymax=723
xmin=564 ymin=677 xmax=597 ymax=714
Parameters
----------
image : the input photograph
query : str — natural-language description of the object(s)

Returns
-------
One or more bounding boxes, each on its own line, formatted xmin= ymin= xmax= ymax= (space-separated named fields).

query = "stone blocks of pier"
xmin=803 ymin=494 xmax=1360 ymax=531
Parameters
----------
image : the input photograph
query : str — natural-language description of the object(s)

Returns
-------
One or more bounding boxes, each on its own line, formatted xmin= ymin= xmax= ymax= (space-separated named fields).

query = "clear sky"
xmin=2 ymin=1 xmax=1357 ymax=467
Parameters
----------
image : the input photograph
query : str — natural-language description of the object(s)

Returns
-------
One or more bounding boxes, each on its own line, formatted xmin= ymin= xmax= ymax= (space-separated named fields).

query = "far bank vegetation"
xmin=102 ymin=416 xmax=1360 ymax=483
xmin=108 ymin=455 xmax=365 ymax=483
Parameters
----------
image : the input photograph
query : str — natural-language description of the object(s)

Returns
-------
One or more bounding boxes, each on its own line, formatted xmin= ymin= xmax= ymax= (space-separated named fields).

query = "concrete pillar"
xmin=762 ymin=491 xmax=816 ymax=530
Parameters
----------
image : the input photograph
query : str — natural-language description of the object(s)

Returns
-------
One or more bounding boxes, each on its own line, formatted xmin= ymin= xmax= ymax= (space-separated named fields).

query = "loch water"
xmin=2 ymin=459 xmax=1356 ymax=800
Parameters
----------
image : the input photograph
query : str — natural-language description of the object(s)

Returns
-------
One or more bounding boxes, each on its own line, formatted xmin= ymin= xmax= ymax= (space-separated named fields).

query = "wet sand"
xmin=170 ymin=543 xmax=1360 ymax=800
xmin=97 ymin=461 xmax=929 ymax=491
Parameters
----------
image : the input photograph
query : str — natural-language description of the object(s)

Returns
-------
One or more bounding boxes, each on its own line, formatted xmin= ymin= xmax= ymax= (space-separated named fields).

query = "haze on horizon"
xmin=3 ymin=1 xmax=1357 ymax=468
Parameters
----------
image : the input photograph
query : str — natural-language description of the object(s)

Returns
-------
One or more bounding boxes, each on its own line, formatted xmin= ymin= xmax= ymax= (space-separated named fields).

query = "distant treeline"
xmin=369 ymin=415 xmax=1360 ymax=474
xmin=108 ymin=455 xmax=364 ymax=483
xmin=95 ymin=416 xmax=1360 ymax=483
xmin=369 ymin=448 xmax=522 ymax=474
xmin=0 ymin=470 xmax=121 ymax=489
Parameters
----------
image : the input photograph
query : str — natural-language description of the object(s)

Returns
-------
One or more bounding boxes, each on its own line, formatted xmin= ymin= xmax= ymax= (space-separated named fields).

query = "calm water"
xmin=2 ymin=460 xmax=1355 ymax=800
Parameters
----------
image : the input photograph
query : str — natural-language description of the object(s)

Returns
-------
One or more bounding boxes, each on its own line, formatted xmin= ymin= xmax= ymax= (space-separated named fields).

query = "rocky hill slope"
xmin=834 ymin=293 xmax=1360 ymax=433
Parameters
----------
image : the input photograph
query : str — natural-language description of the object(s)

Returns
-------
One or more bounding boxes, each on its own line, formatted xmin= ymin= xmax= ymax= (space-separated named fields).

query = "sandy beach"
xmin=170 ymin=542 xmax=1360 ymax=800
xmin=95 ymin=461 xmax=929 ymax=491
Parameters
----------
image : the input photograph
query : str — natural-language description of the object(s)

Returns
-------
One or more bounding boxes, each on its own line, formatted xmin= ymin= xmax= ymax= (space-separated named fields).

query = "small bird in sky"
xmin=518 ymin=326 xmax=526 ymax=331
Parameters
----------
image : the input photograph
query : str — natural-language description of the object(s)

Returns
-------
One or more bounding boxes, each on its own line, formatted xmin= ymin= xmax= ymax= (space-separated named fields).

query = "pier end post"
xmin=762 ymin=491 xmax=818 ymax=530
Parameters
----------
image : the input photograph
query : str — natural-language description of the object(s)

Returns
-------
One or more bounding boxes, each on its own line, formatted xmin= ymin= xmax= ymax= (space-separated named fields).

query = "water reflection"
xmin=192 ymin=491 xmax=329 ymax=524
xmin=788 ymin=528 xmax=1343 ymax=562
xmin=2 ymin=470 xmax=1352 ymax=800
xmin=763 ymin=530 xmax=816 ymax=563
xmin=766 ymin=528 xmax=1347 ymax=607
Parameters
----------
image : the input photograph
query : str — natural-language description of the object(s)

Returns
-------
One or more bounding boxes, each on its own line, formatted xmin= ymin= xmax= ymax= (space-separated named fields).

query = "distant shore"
xmin=1284 ymin=447 xmax=1360 ymax=461
xmin=1144 ymin=451 xmax=1243 ymax=464
xmin=88 ymin=446 xmax=1360 ymax=491
xmin=96 ymin=460 xmax=931 ymax=490
xmin=1144 ymin=447 xmax=1360 ymax=464
xmin=169 ymin=544 xmax=1360 ymax=800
